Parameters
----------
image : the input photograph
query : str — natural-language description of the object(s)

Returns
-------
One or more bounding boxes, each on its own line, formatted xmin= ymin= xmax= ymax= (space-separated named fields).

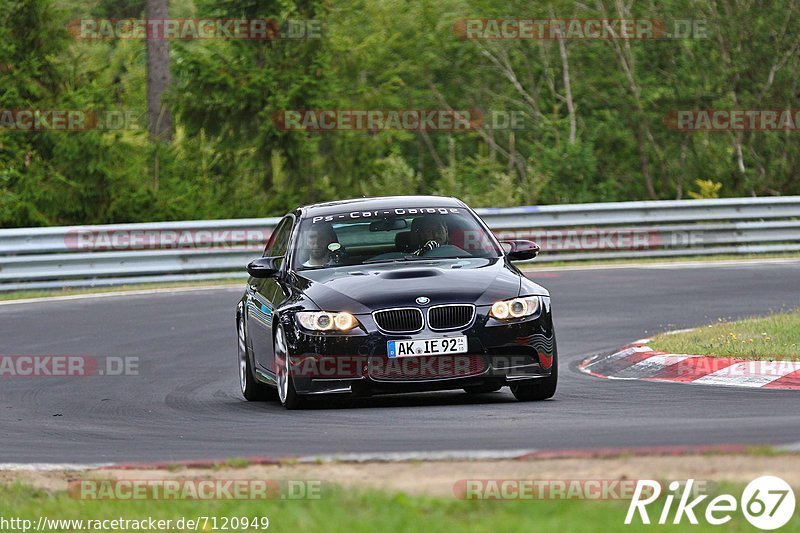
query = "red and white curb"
xmin=579 ymin=341 xmax=800 ymax=389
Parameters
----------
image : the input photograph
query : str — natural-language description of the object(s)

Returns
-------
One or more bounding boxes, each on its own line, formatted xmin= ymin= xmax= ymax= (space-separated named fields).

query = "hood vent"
xmin=378 ymin=268 xmax=440 ymax=280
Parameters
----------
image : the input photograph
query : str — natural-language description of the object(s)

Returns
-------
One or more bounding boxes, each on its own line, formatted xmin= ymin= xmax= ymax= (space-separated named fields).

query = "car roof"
xmin=296 ymin=195 xmax=466 ymax=219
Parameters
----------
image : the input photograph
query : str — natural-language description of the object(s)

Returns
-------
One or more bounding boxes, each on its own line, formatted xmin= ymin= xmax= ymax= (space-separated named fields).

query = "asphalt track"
xmin=2 ymin=260 xmax=800 ymax=464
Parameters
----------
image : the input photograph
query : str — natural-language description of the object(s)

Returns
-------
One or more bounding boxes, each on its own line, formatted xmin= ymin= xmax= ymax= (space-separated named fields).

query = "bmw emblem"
xmin=416 ymin=296 xmax=430 ymax=305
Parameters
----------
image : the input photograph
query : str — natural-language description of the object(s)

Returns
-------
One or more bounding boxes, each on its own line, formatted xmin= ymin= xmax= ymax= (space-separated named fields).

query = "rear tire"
xmin=238 ymin=317 xmax=275 ymax=401
xmin=510 ymin=354 xmax=557 ymax=401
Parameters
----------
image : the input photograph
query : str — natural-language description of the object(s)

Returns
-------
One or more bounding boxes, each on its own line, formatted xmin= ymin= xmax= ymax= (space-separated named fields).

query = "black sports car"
xmin=236 ymin=196 xmax=557 ymax=409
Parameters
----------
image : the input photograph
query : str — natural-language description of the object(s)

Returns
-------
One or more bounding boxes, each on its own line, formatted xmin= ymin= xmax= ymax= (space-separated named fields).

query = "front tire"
xmin=275 ymin=325 xmax=307 ymax=410
xmin=238 ymin=316 xmax=275 ymax=401
xmin=510 ymin=353 xmax=558 ymax=401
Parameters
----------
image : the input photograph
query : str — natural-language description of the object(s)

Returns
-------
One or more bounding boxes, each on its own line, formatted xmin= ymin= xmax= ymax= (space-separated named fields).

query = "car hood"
xmin=294 ymin=258 xmax=547 ymax=314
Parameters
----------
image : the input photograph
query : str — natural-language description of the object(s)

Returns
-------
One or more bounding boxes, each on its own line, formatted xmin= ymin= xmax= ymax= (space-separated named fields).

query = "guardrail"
xmin=1 ymin=196 xmax=798 ymax=291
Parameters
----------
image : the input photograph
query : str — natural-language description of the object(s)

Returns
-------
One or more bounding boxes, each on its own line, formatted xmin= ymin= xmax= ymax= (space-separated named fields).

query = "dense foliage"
xmin=2 ymin=0 xmax=799 ymax=227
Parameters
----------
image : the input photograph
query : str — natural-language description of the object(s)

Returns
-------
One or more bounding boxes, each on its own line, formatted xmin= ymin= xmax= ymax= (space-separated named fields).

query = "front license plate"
xmin=388 ymin=336 xmax=468 ymax=358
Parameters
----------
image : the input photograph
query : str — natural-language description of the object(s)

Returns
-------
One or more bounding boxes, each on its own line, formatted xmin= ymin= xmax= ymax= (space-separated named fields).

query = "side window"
xmin=263 ymin=217 xmax=293 ymax=267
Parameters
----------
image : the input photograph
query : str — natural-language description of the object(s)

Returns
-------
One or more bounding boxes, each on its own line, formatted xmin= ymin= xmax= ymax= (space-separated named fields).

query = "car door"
xmin=246 ymin=215 xmax=294 ymax=375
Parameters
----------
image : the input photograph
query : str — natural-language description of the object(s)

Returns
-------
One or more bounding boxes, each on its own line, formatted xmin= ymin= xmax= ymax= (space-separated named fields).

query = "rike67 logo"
xmin=626 ymin=476 xmax=795 ymax=530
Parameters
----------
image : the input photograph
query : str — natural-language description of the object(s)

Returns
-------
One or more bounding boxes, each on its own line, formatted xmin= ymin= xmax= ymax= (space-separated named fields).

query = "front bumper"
xmin=283 ymin=298 xmax=556 ymax=395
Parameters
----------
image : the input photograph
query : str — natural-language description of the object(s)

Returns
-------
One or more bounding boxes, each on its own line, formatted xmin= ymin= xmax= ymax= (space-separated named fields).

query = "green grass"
xmin=0 ymin=278 xmax=243 ymax=302
xmin=648 ymin=310 xmax=800 ymax=360
xmin=1 ymin=482 xmax=798 ymax=532
xmin=222 ymin=458 xmax=251 ymax=470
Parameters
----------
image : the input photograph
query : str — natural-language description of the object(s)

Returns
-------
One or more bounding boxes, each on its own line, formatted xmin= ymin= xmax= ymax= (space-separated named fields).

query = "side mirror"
xmin=247 ymin=256 xmax=282 ymax=278
xmin=500 ymin=240 xmax=540 ymax=261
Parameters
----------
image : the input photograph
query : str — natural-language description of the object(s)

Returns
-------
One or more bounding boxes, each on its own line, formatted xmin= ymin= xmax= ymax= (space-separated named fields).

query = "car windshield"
xmin=293 ymin=207 xmax=502 ymax=270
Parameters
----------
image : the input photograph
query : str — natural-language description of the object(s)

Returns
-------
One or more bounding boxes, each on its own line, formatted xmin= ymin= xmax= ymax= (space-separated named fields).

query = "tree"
xmin=145 ymin=0 xmax=171 ymax=141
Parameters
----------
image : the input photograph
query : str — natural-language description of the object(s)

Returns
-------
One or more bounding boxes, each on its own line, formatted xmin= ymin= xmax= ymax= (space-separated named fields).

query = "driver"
xmin=302 ymin=223 xmax=338 ymax=267
xmin=413 ymin=216 xmax=448 ymax=256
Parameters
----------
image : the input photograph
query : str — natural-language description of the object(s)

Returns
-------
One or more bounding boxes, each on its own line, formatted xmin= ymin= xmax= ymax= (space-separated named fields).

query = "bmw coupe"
xmin=236 ymin=196 xmax=557 ymax=409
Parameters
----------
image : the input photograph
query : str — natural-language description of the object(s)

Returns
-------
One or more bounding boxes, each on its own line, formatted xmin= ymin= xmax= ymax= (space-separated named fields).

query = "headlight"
xmin=489 ymin=296 xmax=540 ymax=320
xmin=296 ymin=311 xmax=360 ymax=332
